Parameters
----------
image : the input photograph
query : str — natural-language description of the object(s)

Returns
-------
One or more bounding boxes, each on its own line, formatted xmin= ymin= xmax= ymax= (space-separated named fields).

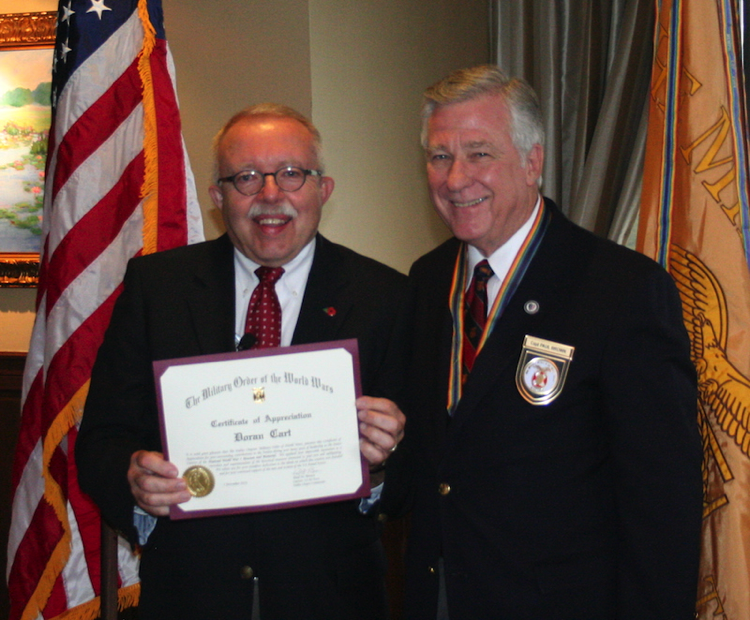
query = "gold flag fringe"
xmin=21 ymin=381 xmax=89 ymax=620
xmin=24 ymin=2 xmax=157 ymax=617
xmin=138 ymin=0 xmax=159 ymax=255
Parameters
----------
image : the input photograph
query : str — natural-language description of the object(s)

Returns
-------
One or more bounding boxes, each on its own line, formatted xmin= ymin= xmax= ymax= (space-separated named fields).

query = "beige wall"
xmin=0 ymin=0 xmax=489 ymax=352
xmin=310 ymin=0 xmax=489 ymax=270
xmin=162 ymin=0 xmax=314 ymax=236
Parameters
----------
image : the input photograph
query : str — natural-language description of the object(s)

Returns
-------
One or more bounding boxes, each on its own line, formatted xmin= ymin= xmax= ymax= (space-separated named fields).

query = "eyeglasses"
xmin=217 ymin=166 xmax=323 ymax=196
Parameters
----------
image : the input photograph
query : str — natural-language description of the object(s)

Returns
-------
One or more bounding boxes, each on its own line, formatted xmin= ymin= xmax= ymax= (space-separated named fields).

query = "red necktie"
xmin=244 ymin=266 xmax=284 ymax=349
xmin=462 ymin=260 xmax=493 ymax=381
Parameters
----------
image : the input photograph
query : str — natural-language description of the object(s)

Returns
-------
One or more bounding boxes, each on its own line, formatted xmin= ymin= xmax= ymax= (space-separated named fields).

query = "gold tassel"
xmin=138 ymin=0 xmax=158 ymax=255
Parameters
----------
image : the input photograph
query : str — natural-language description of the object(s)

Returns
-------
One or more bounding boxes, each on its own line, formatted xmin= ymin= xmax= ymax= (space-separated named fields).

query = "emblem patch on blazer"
xmin=516 ymin=335 xmax=574 ymax=405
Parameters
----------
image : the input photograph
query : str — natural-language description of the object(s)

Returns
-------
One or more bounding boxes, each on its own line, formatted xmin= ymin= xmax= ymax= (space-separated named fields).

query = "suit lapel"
xmin=291 ymin=235 xmax=350 ymax=345
xmin=185 ymin=235 xmax=237 ymax=354
xmin=414 ymin=239 xmax=461 ymax=457
xmin=181 ymin=235 xmax=350 ymax=355
xmin=450 ymin=203 xmax=579 ymax=423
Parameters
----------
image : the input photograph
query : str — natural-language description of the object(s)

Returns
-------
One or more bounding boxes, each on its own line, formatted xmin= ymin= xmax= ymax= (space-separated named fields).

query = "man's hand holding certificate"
xmin=146 ymin=339 xmax=401 ymax=519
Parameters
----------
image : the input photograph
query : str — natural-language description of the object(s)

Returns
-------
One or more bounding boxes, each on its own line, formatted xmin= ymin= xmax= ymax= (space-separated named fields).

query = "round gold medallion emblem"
xmin=183 ymin=465 xmax=215 ymax=497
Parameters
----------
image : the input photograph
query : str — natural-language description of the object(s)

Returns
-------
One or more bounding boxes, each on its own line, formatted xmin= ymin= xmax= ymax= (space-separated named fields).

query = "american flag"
xmin=6 ymin=1 xmax=203 ymax=618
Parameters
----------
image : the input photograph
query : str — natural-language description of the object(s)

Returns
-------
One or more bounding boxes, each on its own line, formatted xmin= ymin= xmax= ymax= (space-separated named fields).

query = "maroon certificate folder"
xmin=153 ymin=339 xmax=370 ymax=520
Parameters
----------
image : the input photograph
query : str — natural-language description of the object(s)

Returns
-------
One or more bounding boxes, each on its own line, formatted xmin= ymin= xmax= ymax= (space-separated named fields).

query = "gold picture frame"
xmin=0 ymin=11 xmax=56 ymax=287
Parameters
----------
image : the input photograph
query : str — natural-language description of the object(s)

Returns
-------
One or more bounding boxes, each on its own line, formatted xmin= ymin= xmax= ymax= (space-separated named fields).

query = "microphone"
xmin=237 ymin=332 xmax=257 ymax=351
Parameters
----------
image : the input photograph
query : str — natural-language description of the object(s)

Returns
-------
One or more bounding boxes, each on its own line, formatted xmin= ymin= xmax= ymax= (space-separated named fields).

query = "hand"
xmin=127 ymin=450 xmax=192 ymax=517
xmin=356 ymin=396 xmax=405 ymax=468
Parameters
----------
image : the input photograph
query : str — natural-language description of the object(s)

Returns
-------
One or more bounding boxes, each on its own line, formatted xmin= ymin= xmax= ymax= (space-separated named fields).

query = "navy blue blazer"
xmin=382 ymin=199 xmax=702 ymax=620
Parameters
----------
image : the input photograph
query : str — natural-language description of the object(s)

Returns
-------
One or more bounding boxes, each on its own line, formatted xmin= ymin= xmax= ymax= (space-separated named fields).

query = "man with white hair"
xmin=382 ymin=65 xmax=702 ymax=620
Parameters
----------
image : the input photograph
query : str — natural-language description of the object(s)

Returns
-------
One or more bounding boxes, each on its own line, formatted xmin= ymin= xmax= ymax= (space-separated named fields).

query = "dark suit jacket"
xmin=76 ymin=233 xmax=406 ymax=620
xmin=382 ymin=200 xmax=703 ymax=620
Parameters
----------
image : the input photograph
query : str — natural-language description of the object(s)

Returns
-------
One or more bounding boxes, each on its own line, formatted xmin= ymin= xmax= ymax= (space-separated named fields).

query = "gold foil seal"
xmin=183 ymin=465 xmax=215 ymax=497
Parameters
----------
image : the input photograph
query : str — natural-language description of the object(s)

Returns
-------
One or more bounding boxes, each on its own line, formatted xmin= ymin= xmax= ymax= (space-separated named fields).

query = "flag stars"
xmin=87 ymin=0 xmax=112 ymax=19
xmin=62 ymin=2 xmax=75 ymax=23
xmin=60 ymin=41 xmax=72 ymax=63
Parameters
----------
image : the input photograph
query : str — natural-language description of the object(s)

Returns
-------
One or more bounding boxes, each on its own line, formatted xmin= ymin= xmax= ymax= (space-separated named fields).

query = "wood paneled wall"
xmin=1 ymin=353 xmax=25 ymax=620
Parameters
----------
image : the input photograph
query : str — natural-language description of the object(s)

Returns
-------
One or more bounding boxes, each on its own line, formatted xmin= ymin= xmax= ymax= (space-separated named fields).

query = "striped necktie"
xmin=462 ymin=259 xmax=493 ymax=381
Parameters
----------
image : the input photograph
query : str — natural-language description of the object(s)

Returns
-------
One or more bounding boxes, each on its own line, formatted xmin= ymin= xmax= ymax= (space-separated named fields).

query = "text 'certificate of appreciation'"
xmin=153 ymin=339 xmax=369 ymax=520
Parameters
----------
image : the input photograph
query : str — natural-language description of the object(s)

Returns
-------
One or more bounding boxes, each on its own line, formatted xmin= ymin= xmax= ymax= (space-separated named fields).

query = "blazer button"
xmin=438 ymin=483 xmax=451 ymax=496
xmin=240 ymin=565 xmax=254 ymax=580
xmin=428 ymin=565 xmax=437 ymax=575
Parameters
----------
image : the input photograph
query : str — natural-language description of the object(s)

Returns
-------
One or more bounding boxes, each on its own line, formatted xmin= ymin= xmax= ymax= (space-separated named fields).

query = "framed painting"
xmin=0 ymin=11 xmax=56 ymax=287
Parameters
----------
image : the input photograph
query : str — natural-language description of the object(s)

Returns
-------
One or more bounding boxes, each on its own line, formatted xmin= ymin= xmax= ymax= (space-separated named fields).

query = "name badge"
xmin=515 ymin=335 xmax=574 ymax=405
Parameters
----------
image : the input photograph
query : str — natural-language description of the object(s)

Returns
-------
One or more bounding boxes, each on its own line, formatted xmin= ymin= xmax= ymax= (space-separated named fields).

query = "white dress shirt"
xmin=465 ymin=196 xmax=541 ymax=306
xmin=233 ymin=238 xmax=316 ymax=347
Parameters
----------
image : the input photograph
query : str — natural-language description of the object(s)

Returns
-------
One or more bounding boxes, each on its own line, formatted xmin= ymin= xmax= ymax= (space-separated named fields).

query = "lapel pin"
xmin=324 ymin=306 xmax=337 ymax=317
xmin=524 ymin=300 xmax=540 ymax=315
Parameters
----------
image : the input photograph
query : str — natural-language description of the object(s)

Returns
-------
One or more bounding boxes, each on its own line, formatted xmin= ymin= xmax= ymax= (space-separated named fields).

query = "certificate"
xmin=153 ymin=339 xmax=369 ymax=520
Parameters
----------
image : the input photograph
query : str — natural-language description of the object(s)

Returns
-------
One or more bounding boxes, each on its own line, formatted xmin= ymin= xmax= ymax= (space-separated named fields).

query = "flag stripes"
xmin=7 ymin=1 xmax=202 ymax=618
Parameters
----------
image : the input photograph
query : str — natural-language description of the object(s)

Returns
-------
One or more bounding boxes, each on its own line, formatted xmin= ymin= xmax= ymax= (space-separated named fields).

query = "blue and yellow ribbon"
xmin=446 ymin=204 xmax=550 ymax=414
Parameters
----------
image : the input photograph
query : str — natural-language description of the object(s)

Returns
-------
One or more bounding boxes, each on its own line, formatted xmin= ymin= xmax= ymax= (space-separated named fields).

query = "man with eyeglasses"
xmin=76 ymin=104 xmax=406 ymax=620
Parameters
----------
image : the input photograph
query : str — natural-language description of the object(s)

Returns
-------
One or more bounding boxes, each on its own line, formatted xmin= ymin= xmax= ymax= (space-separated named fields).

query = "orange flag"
xmin=638 ymin=0 xmax=750 ymax=617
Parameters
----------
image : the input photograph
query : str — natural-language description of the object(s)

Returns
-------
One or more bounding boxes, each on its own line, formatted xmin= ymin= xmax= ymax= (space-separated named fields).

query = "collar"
xmin=466 ymin=196 xmax=542 ymax=288
xmin=233 ymin=237 xmax=316 ymax=295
